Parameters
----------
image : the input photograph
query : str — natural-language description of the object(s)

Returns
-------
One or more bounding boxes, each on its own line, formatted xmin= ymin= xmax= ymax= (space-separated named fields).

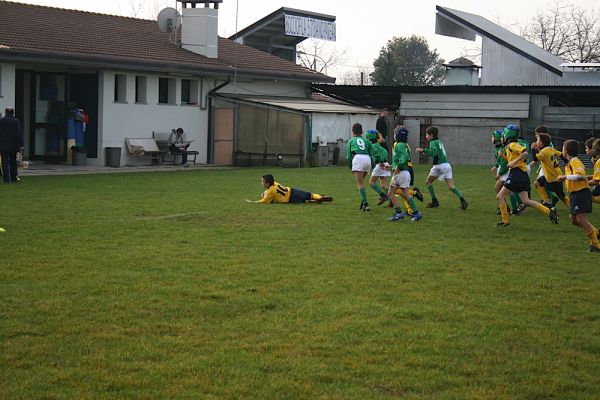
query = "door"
xmin=214 ymin=108 xmax=234 ymax=165
xmin=30 ymin=73 xmax=68 ymax=162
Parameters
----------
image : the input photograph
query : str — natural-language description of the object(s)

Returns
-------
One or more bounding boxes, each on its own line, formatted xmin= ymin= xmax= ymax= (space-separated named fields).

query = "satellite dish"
xmin=157 ymin=7 xmax=181 ymax=33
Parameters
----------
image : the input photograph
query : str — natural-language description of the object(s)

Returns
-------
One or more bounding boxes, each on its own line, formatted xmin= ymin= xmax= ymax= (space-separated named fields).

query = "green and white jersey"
xmin=346 ymin=136 xmax=372 ymax=168
xmin=422 ymin=139 xmax=448 ymax=165
xmin=369 ymin=141 xmax=388 ymax=164
xmin=392 ymin=142 xmax=410 ymax=171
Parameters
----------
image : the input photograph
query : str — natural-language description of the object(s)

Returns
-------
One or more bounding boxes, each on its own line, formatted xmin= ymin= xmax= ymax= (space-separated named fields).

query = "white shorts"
xmin=372 ymin=162 xmax=391 ymax=177
xmin=428 ymin=162 xmax=453 ymax=181
xmin=391 ymin=170 xmax=411 ymax=189
xmin=498 ymin=172 xmax=509 ymax=182
xmin=351 ymin=154 xmax=371 ymax=173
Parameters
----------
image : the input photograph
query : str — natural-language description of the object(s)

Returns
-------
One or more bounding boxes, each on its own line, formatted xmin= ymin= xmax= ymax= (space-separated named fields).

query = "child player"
xmin=416 ymin=126 xmax=468 ymax=210
xmin=531 ymin=130 xmax=570 ymax=209
xmin=557 ymin=140 xmax=600 ymax=252
xmin=388 ymin=127 xmax=423 ymax=222
xmin=495 ymin=125 xmax=558 ymax=227
xmin=247 ymin=174 xmax=333 ymax=204
xmin=346 ymin=123 xmax=372 ymax=211
xmin=585 ymin=138 xmax=600 ymax=204
xmin=491 ymin=128 xmax=519 ymax=214
xmin=365 ymin=129 xmax=391 ymax=205
xmin=530 ymin=125 xmax=559 ymax=207
xmin=391 ymin=127 xmax=423 ymax=213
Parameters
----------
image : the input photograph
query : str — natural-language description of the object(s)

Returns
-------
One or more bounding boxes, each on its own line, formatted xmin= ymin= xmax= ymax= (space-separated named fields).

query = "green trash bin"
xmin=105 ymin=147 xmax=121 ymax=167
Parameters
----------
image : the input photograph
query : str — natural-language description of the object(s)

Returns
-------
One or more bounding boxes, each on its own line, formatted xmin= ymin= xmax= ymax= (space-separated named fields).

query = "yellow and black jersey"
xmin=505 ymin=142 xmax=527 ymax=172
xmin=536 ymin=146 xmax=562 ymax=182
xmin=593 ymin=158 xmax=600 ymax=182
xmin=259 ymin=181 xmax=292 ymax=203
xmin=565 ymin=157 xmax=589 ymax=193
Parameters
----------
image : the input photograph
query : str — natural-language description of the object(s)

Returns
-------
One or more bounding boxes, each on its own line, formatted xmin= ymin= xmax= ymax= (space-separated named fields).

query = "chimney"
xmin=178 ymin=1 xmax=223 ymax=59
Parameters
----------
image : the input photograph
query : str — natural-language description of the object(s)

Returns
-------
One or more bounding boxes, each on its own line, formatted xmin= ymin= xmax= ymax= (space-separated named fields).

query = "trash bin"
xmin=105 ymin=147 xmax=121 ymax=167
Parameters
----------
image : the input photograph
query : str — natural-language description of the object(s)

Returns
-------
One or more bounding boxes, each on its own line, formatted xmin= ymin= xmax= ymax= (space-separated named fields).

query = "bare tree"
xmin=123 ymin=0 xmax=172 ymax=19
xmin=519 ymin=0 xmax=600 ymax=63
xmin=296 ymin=39 xmax=348 ymax=75
xmin=336 ymin=66 xmax=373 ymax=85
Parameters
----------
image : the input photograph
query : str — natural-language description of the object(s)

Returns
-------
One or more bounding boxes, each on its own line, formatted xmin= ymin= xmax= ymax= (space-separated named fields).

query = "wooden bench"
xmin=152 ymin=131 xmax=198 ymax=165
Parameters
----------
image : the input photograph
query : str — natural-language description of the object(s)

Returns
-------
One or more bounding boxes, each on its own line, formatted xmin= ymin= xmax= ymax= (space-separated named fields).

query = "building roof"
xmin=436 ymin=6 xmax=565 ymax=76
xmin=312 ymin=84 xmax=600 ymax=110
xmin=217 ymin=94 xmax=378 ymax=114
xmin=0 ymin=1 xmax=334 ymax=83
xmin=443 ymin=57 xmax=480 ymax=69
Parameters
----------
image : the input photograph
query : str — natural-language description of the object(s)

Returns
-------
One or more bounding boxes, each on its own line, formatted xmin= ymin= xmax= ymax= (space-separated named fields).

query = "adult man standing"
xmin=0 ymin=107 xmax=24 ymax=183
xmin=376 ymin=108 xmax=389 ymax=151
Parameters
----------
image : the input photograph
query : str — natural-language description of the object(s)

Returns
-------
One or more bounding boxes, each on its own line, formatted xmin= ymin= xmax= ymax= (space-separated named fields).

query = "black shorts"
xmin=408 ymin=166 xmax=414 ymax=186
xmin=289 ymin=188 xmax=312 ymax=203
xmin=592 ymin=186 xmax=600 ymax=197
xmin=545 ymin=181 xmax=566 ymax=199
xmin=570 ymin=189 xmax=592 ymax=215
xmin=536 ymin=175 xmax=547 ymax=186
xmin=504 ymin=168 xmax=531 ymax=193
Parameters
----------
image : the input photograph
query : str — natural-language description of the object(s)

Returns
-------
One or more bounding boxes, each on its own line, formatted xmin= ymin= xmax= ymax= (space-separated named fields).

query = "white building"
xmin=0 ymin=1 xmax=342 ymax=167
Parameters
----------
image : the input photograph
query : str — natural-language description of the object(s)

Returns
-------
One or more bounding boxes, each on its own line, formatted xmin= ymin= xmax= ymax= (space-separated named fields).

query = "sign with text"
xmin=284 ymin=14 xmax=336 ymax=42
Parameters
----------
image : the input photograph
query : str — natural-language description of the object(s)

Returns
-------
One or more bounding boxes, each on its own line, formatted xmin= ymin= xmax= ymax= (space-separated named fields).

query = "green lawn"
xmin=1 ymin=166 xmax=599 ymax=399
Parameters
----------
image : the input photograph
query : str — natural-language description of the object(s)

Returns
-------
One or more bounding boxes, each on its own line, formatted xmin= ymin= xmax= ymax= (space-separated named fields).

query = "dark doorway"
xmin=69 ymin=73 xmax=99 ymax=158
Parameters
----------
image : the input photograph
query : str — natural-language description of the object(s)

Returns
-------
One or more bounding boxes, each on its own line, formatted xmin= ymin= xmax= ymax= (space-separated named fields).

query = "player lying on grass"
xmin=246 ymin=174 xmax=333 ymax=204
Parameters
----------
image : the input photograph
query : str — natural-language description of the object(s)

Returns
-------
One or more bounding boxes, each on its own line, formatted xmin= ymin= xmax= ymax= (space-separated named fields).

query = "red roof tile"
xmin=0 ymin=1 xmax=334 ymax=83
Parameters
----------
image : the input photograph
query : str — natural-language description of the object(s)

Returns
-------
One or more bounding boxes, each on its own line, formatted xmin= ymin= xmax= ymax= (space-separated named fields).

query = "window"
xmin=135 ymin=76 xmax=147 ymax=103
xmin=158 ymin=77 xmax=176 ymax=105
xmin=181 ymin=79 xmax=199 ymax=105
xmin=114 ymin=74 xmax=127 ymax=103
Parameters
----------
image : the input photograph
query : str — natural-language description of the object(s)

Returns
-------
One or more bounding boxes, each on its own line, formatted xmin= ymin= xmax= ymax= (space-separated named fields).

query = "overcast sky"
xmin=15 ymin=0 xmax=600 ymax=78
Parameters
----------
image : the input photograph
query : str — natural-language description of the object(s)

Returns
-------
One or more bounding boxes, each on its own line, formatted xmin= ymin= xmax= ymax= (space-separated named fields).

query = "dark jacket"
xmin=0 ymin=116 xmax=23 ymax=151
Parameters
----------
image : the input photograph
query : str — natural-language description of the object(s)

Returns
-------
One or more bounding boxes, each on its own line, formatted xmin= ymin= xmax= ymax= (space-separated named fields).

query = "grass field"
xmin=1 ymin=165 xmax=599 ymax=399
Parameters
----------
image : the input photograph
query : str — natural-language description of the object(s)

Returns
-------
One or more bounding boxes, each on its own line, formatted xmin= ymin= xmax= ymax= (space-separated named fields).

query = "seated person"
xmin=247 ymin=174 xmax=333 ymax=204
xmin=169 ymin=128 xmax=192 ymax=166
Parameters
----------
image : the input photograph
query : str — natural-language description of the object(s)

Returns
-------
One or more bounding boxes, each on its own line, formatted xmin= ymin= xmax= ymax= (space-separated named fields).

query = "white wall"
xmin=98 ymin=70 xmax=210 ymax=166
xmin=0 ymin=63 xmax=16 ymax=114
xmin=96 ymin=71 xmax=311 ymax=166
xmin=222 ymin=80 xmax=308 ymax=98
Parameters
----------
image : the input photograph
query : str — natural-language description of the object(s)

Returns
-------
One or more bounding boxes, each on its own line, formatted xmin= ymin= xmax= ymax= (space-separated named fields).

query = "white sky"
xmin=14 ymin=0 xmax=600 ymax=78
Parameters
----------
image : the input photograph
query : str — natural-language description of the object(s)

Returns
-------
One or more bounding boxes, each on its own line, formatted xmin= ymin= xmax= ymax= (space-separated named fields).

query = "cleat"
xmin=495 ymin=221 xmax=510 ymax=228
xmin=549 ymin=207 xmax=559 ymax=224
xmin=361 ymin=202 xmax=371 ymax=212
xmin=412 ymin=187 xmax=424 ymax=202
xmin=388 ymin=212 xmax=406 ymax=221
xmin=426 ymin=199 xmax=439 ymax=208
xmin=410 ymin=211 xmax=423 ymax=222
xmin=376 ymin=195 xmax=389 ymax=206
xmin=460 ymin=199 xmax=469 ymax=210
xmin=515 ymin=204 xmax=526 ymax=215
xmin=541 ymin=200 xmax=552 ymax=208
xmin=588 ymin=245 xmax=600 ymax=253
xmin=318 ymin=196 xmax=333 ymax=203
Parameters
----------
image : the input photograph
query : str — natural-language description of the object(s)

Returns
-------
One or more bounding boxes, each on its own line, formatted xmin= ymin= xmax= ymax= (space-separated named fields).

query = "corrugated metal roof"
xmin=436 ymin=6 xmax=565 ymax=76
xmin=219 ymin=95 xmax=379 ymax=114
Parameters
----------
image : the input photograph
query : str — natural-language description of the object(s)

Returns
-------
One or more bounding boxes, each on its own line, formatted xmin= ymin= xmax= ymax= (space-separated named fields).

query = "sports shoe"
xmin=388 ymin=212 xmax=406 ymax=221
xmin=515 ymin=204 xmax=526 ymax=215
xmin=412 ymin=187 xmax=424 ymax=202
xmin=541 ymin=200 xmax=552 ymax=208
xmin=317 ymin=196 xmax=333 ymax=203
xmin=549 ymin=207 xmax=559 ymax=224
xmin=426 ymin=198 xmax=439 ymax=208
xmin=588 ymin=245 xmax=600 ymax=253
xmin=361 ymin=202 xmax=371 ymax=212
xmin=410 ymin=211 xmax=423 ymax=222
xmin=376 ymin=194 xmax=389 ymax=206
xmin=460 ymin=198 xmax=469 ymax=210
xmin=495 ymin=221 xmax=510 ymax=228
